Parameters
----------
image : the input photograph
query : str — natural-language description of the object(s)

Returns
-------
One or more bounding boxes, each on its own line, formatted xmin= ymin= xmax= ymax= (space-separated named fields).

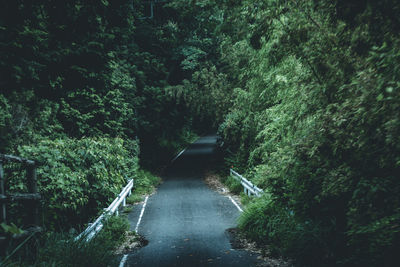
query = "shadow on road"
xmin=125 ymin=135 xmax=260 ymax=267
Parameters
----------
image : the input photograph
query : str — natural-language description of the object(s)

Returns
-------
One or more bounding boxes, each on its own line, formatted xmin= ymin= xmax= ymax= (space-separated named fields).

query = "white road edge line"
xmin=171 ymin=149 xmax=186 ymax=163
xmin=135 ymin=195 xmax=149 ymax=233
xmin=119 ymin=254 xmax=128 ymax=267
xmin=228 ymin=196 xmax=243 ymax=212
xmin=172 ymin=136 xmax=204 ymax=163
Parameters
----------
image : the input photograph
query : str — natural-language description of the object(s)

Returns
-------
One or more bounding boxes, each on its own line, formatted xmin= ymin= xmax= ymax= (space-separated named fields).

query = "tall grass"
xmin=238 ymin=196 xmax=333 ymax=266
xmin=1 ymin=216 xmax=130 ymax=267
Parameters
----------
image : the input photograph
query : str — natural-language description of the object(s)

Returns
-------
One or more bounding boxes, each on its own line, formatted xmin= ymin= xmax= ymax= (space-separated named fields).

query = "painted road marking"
xmin=135 ymin=195 xmax=149 ymax=233
xmin=119 ymin=254 xmax=128 ymax=267
xmin=228 ymin=196 xmax=243 ymax=212
xmin=171 ymin=138 xmax=200 ymax=163
xmin=121 ymin=189 xmax=149 ymax=266
xmin=124 ymin=141 xmax=191 ymax=266
xmin=171 ymin=149 xmax=186 ymax=163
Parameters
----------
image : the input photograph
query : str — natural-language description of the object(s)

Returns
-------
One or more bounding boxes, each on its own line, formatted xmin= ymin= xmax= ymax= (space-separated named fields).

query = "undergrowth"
xmin=127 ymin=169 xmax=161 ymax=204
xmin=222 ymin=175 xmax=242 ymax=195
xmin=1 ymin=215 xmax=132 ymax=267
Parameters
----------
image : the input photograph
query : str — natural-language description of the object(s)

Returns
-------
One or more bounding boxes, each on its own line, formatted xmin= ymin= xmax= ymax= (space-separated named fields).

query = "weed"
xmin=127 ymin=170 xmax=161 ymax=204
xmin=239 ymin=193 xmax=251 ymax=206
xmin=223 ymin=175 xmax=242 ymax=195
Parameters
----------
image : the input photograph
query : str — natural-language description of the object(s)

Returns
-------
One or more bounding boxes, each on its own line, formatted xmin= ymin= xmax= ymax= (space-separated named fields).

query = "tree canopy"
xmin=1 ymin=0 xmax=400 ymax=266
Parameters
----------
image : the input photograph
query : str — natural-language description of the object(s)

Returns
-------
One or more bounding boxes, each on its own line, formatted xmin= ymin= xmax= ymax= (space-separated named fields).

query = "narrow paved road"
xmin=126 ymin=135 xmax=259 ymax=266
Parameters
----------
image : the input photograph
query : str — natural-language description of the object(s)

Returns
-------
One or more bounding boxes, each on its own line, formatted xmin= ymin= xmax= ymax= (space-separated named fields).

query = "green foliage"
xmin=239 ymin=197 xmax=332 ymax=266
xmin=0 ymin=94 xmax=12 ymax=152
xmin=223 ymin=176 xmax=242 ymax=195
xmin=36 ymin=216 xmax=129 ymax=267
xmin=1 ymin=216 xmax=130 ymax=266
xmin=101 ymin=215 xmax=131 ymax=247
xmin=0 ymin=223 xmax=24 ymax=236
xmin=36 ymin=234 xmax=117 ymax=267
xmin=0 ymin=0 xmax=198 ymax=165
xmin=239 ymin=193 xmax=251 ymax=207
xmin=2 ymin=0 xmax=400 ymax=265
xmin=167 ymin=64 xmax=231 ymax=126
xmin=126 ymin=169 xmax=161 ymax=204
xmin=13 ymin=137 xmax=138 ymax=230
xmin=214 ymin=0 xmax=400 ymax=265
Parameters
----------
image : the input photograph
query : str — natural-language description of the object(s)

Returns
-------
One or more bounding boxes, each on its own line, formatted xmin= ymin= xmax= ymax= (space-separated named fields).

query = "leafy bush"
xmin=218 ymin=0 xmax=400 ymax=265
xmin=239 ymin=197 xmax=331 ymax=266
xmin=101 ymin=215 xmax=131 ymax=248
xmin=223 ymin=175 xmax=242 ymax=195
xmin=126 ymin=169 xmax=161 ymax=204
xmin=0 ymin=94 xmax=12 ymax=152
xmin=12 ymin=137 xmax=139 ymax=230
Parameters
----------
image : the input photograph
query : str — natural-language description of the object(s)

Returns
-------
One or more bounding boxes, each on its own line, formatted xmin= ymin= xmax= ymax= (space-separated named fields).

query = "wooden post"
xmin=26 ymin=164 xmax=39 ymax=226
xmin=0 ymin=162 xmax=6 ymax=223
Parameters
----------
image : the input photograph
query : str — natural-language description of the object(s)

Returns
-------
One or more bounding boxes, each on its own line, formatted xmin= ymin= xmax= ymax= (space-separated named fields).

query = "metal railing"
xmin=139 ymin=0 xmax=168 ymax=19
xmin=0 ymin=154 xmax=40 ymax=228
xmin=76 ymin=179 xmax=134 ymax=242
xmin=230 ymin=169 xmax=263 ymax=197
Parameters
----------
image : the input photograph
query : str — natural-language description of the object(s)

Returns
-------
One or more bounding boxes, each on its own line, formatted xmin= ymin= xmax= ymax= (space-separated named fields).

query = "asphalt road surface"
xmin=125 ymin=135 xmax=260 ymax=266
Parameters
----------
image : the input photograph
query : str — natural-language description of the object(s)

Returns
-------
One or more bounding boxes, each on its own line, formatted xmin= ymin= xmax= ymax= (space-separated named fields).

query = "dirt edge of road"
xmin=204 ymin=170 xmax=293 ymax=267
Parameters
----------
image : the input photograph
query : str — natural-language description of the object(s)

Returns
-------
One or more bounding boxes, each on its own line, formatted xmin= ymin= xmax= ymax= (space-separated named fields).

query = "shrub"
xmin=223 ymin=175 xmax=242 ymax=195
xmin=36 ymin=216 xmax=129 ymax=267
xmin=36 ymin=233 xmax=117 ymax=267
xmin=126 ymin=169 xmax=161 ymax=204
xmin=101 ymin=215 xmax=131 ymax=247
xmin=12 ymin=137 xmax=139 ymax=230
xmin=239 ymin=196 xmax=331 ymax=266
xmin=221 ymin=0 xmax=400 ymax=265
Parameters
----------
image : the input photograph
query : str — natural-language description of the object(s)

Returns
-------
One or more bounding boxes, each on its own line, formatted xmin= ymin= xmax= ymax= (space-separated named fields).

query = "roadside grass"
xmin=122 ymin=205 xmax=134 ymax=214
xmin=36 ymin=215 xmax=131 ymax=267
xmin=223 ymin=175 xmax=242 ymax=195
xmin=127 ymin=169 xmax=161 ymax=204
xmin=239 ymin=193 xmax=251 ymax=206
xmin=1 ymin=216 xmax=131 ymax=267
xmin=220 ymin=173 xmax=261 ymax=207
xmin=1 ymin=140 xmax=191 ymax=267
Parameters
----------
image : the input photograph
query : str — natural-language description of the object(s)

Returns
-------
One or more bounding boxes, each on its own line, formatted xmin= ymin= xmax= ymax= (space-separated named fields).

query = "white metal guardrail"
xmin=230 ymin=169 xmax=263 ymax=197
xmin=76 ymin=179 xmax=134 ymax=242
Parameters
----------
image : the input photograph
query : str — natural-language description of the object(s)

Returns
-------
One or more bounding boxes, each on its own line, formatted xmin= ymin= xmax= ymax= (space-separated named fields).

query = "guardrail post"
xmin=123 ymin=197 xmax=126 ymax=207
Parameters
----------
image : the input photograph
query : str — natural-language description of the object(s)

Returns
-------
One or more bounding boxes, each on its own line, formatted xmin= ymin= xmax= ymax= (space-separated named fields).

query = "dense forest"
xmin=1 ymin=0 xmax=399 ymax=266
